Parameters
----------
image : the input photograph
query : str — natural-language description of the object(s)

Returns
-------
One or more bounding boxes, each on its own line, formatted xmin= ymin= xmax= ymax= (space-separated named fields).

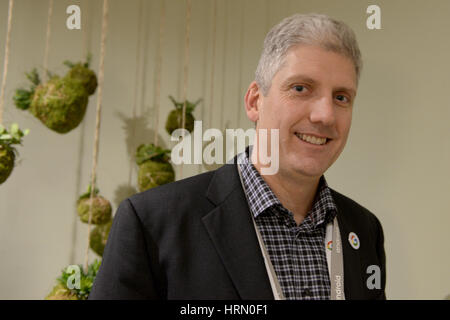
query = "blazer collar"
xmin=202 ymin=162 xmax=274 ymax=299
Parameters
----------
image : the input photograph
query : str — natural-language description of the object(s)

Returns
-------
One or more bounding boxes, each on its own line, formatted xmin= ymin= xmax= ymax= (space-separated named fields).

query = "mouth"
xmin=294 ymin=132 xmax=331 ymax=146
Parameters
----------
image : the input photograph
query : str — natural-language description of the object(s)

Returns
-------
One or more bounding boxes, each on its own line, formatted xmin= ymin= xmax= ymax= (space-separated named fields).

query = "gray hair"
xmin=255 ymin=13 xmax=362 ymax=96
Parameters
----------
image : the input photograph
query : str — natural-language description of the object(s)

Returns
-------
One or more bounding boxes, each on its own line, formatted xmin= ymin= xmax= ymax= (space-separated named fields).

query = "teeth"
xmin=296 ymin=133 xmax=327 ymax=145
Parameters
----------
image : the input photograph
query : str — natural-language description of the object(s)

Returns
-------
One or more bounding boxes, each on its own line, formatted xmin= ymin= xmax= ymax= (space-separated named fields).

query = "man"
xmin=89 ymin=13 xmax=386 ymax=300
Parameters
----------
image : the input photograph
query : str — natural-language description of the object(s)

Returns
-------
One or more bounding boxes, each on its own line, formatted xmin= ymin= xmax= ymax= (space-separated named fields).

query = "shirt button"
xmin=302 ymin=288 xmax=312 ymax=297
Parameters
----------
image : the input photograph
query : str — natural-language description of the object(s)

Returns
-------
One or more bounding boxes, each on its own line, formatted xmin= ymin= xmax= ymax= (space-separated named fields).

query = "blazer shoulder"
xmin=329 ymin=188 xmax=383 ymax=232
xmin=129 ymin=169 xmax=215 ymax=206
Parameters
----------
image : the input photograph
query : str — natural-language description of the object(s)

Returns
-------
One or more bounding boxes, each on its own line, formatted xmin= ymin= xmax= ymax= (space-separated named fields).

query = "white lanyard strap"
xmin=236 ymin=163 xmax=344 ymax=300
xmin=328 ymin=216 xmax=345 ymax=300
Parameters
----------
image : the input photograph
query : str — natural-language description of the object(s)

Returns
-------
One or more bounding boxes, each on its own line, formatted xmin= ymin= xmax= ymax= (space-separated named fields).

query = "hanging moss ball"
xmin=90 ymin=220 xmax=112 ymax=257
xmin=165 ymin=109 xmax=195 ymax=135
xmin=66 ymin=63 xmax=98 ymax=96
xmin=138 ymin=160 xmax=175 ymax=192
xmin=77 ymin=195 xmax=112 ymax=225
xmin=165 ymin=95 xmax=201 ymax=136
xmin=45 ymin=283 xmax=79 ymax=300
xmin=46 ymin=260 xmax=101 ymax=300
xmin=30 ymin=76 xmax=89 ymax=134
xmin=135 ymin=143 xmax=175 ymax=192
xmin=0 ymin=146 xmax=15 ymax=184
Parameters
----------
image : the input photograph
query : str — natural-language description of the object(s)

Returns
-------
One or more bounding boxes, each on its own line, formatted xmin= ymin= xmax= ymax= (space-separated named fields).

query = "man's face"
xmin=249 ymin=44 xmax=357 ymax=179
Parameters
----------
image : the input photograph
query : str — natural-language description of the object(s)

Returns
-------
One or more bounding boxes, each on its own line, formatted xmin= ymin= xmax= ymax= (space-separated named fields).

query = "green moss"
xmin=90 ymin=220 xmax=112 ymax=257
xmin=0 ymin=146 xmax=15 ymax=184
xmin=138 ymin=160 xmax=175 ymax=192
xmin=135 ymin=143 xmax=175 ymax=192
xmin=15 ymin=58 xmax=97 ymax=133
xmin=45 ymin=283 xmax=79 ymax=300
xmin=165 ymin=95 xmax=201 ymax=135
xmin=0 ymin=123 xmax=28 ymax=185
xmin=65 ymin=63 xmax=97 ymax=95
xmin=135 ymin=143 xmax=171 ymax=164
xmin=165 ymin=109 xmax=195 ymax=135
xmin=77 ymin=195 xmax=112 ymax=225
xmin=30 ymin=76 xmax=89 ymax=133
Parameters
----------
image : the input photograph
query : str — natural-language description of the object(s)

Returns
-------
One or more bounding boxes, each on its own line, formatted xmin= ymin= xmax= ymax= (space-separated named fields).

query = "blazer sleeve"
xmin=89 ymin=199 xmax=159 ymax=299
xmin=375 ymin=215 xmax=387 ymax=300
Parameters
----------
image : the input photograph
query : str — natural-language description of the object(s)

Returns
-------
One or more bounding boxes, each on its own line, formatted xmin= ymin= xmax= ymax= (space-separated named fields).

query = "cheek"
xmin=336 ymin=112 xmax=353 ymax=141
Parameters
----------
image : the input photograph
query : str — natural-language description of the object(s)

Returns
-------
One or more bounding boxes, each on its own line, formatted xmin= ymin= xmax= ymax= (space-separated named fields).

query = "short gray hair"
xmin=255 ymin=13 xmax=362 ymax=96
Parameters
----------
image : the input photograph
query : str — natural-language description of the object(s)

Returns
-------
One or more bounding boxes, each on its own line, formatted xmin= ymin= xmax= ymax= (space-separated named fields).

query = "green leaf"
xmin=10 ymin=123 xmax=19 ymax=135
xmin=63 ymin=60 xmax=75 ymax=68
xmin=0 ymin=134 xmax=12 ymax=140
xmin=135 ymin=143 xmax=171 ymax=165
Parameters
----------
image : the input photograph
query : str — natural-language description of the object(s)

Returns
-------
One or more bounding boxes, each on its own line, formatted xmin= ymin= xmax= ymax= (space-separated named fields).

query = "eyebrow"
xmin=282 ymin=75 xmax=357 ymax=97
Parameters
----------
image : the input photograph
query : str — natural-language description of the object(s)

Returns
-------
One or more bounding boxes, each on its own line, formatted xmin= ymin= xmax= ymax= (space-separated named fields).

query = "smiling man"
xmin=90 ymin=13 xmax=386 ymax=300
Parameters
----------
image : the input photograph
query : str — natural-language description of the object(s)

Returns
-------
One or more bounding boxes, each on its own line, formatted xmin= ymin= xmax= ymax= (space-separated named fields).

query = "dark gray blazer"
xmin=89 ymin=162 xmax=386 ymax=300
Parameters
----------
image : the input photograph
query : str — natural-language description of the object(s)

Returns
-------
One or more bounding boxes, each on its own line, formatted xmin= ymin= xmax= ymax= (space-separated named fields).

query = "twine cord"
xmin=153 ymin=0 xmax=166 ymax=146
xmin=42 ymin=0 xmax=53 ymax=83
xmin=179 ymin=0 xmax=191 ymax=179
xmin=0 ymin=0 xmax=14 ymax=125
xmin=84 ymin=0 xmax=109 ymax=273
xmin=208 ymin=0 xmax=217 ymax=130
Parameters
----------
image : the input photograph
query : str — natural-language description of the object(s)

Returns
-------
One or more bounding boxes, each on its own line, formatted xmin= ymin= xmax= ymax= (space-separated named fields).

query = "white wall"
xmin=0 ymin=0 xmax=448 ymax=299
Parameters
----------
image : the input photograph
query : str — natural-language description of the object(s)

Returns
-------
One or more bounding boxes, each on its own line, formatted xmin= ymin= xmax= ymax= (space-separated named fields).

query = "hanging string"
xmin=0 ymin=0 xmax=14 ymax=125
xmin=84 ymin=0 xmax=109 ymax=273
xmin=208 ymin=0 xmax=217 ymax=130
xmin=42 ymin=0 xmax=53 ymax=83
xmin=219 ymin=0 xmax=228 ymax=131
xmin=153 ymin=0 xmax=166 ymax=147
xmin=82 ymin=0 xmax=93 ymax=60
xmin=236 ymin=7 xmax=244 ymax=128
xmin=125 ymin=0 xmax=144 ymax=189
xmin=179 ymin=0 xmax=191 ymax=179
xmin=70 ymin=0 xmax=93 ymax=266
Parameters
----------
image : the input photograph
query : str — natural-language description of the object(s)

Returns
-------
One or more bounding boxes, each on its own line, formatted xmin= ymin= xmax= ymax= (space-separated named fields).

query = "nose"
xmin=309 ymin=95 xmax=336 ymax=126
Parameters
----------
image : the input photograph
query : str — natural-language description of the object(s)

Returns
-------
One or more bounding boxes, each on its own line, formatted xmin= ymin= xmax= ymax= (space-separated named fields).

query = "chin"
xmin=281 ymin=160 xmax=326 ymax=179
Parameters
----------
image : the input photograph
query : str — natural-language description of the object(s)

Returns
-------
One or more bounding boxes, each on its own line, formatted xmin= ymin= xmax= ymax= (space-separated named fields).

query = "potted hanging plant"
xmin=136 ymin=143 xmax=175 ymax=192
xmin=165 ymin=95 xmax=201 ymax=135
xmin=77 ymin=184 xmax=112 ymax=225
xmin=13 ymin=55 xmax=97 ymax=134
xmin=89 ymin=220 xmax=112 ymax=257
xmin=45 ymin=260 xmax=101 ymax=300
xmin=0 ymin=123 xmax=29 ymax=184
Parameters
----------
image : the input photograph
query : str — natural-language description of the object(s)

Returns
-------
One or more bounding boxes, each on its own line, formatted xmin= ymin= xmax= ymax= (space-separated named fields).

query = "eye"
xmin=293 ymin=85 xmax=306 ymax=93
xmin=336 ymin=94 xmax=350 ymax=104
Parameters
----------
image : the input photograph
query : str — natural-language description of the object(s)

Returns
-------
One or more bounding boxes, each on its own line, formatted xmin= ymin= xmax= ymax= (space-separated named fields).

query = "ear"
xmin=244 ymin=81 xmax=262 ymax=123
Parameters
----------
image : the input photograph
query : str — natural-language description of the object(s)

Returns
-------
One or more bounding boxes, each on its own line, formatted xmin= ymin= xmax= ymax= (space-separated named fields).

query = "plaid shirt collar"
xmin=237 ymin=146 xmax=337 ymax=228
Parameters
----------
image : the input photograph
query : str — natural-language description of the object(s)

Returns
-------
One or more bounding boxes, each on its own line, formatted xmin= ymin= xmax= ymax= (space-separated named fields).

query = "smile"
xmin=294 ymin=132 xmax=329 ymax=146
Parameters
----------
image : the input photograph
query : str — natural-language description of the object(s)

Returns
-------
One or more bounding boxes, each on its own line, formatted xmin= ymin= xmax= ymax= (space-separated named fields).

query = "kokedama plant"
xmin=45 ymin=260 xmax=101 ymax=300
xmin=165 ymin=95 xmax=201 ymax=135
xmin=77 ymin=184 xmax=112 ymax=225
xmin=136 ymin=143 xmax=175 ymax=192
xmin=89 ymin=220 xmax=112 ymax=257
xmin=0 ymin=123 xmax=29 ymax=184
xmin=13 ymin=56 xmax=98 ymax=134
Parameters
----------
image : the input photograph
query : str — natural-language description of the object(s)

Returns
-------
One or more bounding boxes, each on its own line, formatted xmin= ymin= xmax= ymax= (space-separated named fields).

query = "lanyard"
xmin=236 ymin=163 xmax=345 ymax=300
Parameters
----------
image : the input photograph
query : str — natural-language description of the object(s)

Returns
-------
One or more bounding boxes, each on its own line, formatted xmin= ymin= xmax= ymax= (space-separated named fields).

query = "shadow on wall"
xmin=114 ymin=110 xmax=167 ymax=207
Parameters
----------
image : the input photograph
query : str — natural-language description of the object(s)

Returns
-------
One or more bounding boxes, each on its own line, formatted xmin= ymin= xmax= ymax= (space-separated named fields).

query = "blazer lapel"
xmin=332 ymin=190 xmax=364 ymax=299
xmin=202 ymin=163 xmax=274 ymax=300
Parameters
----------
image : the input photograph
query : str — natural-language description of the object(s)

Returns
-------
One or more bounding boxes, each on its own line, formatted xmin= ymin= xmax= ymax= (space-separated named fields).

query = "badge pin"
xmin=327 ymin=240 xmax=333 ymax=251
xmin=348 ymin=232 xmax=360 ymax=249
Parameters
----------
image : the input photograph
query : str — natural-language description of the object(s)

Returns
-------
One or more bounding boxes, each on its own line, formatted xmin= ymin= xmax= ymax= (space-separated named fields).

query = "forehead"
xmin=276 ymin=44 xmax=357 ymax=93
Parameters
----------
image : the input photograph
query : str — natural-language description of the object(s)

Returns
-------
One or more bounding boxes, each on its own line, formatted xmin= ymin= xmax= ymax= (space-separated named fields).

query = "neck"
xmin=250 ymin=147 xmax=321 ymax=226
